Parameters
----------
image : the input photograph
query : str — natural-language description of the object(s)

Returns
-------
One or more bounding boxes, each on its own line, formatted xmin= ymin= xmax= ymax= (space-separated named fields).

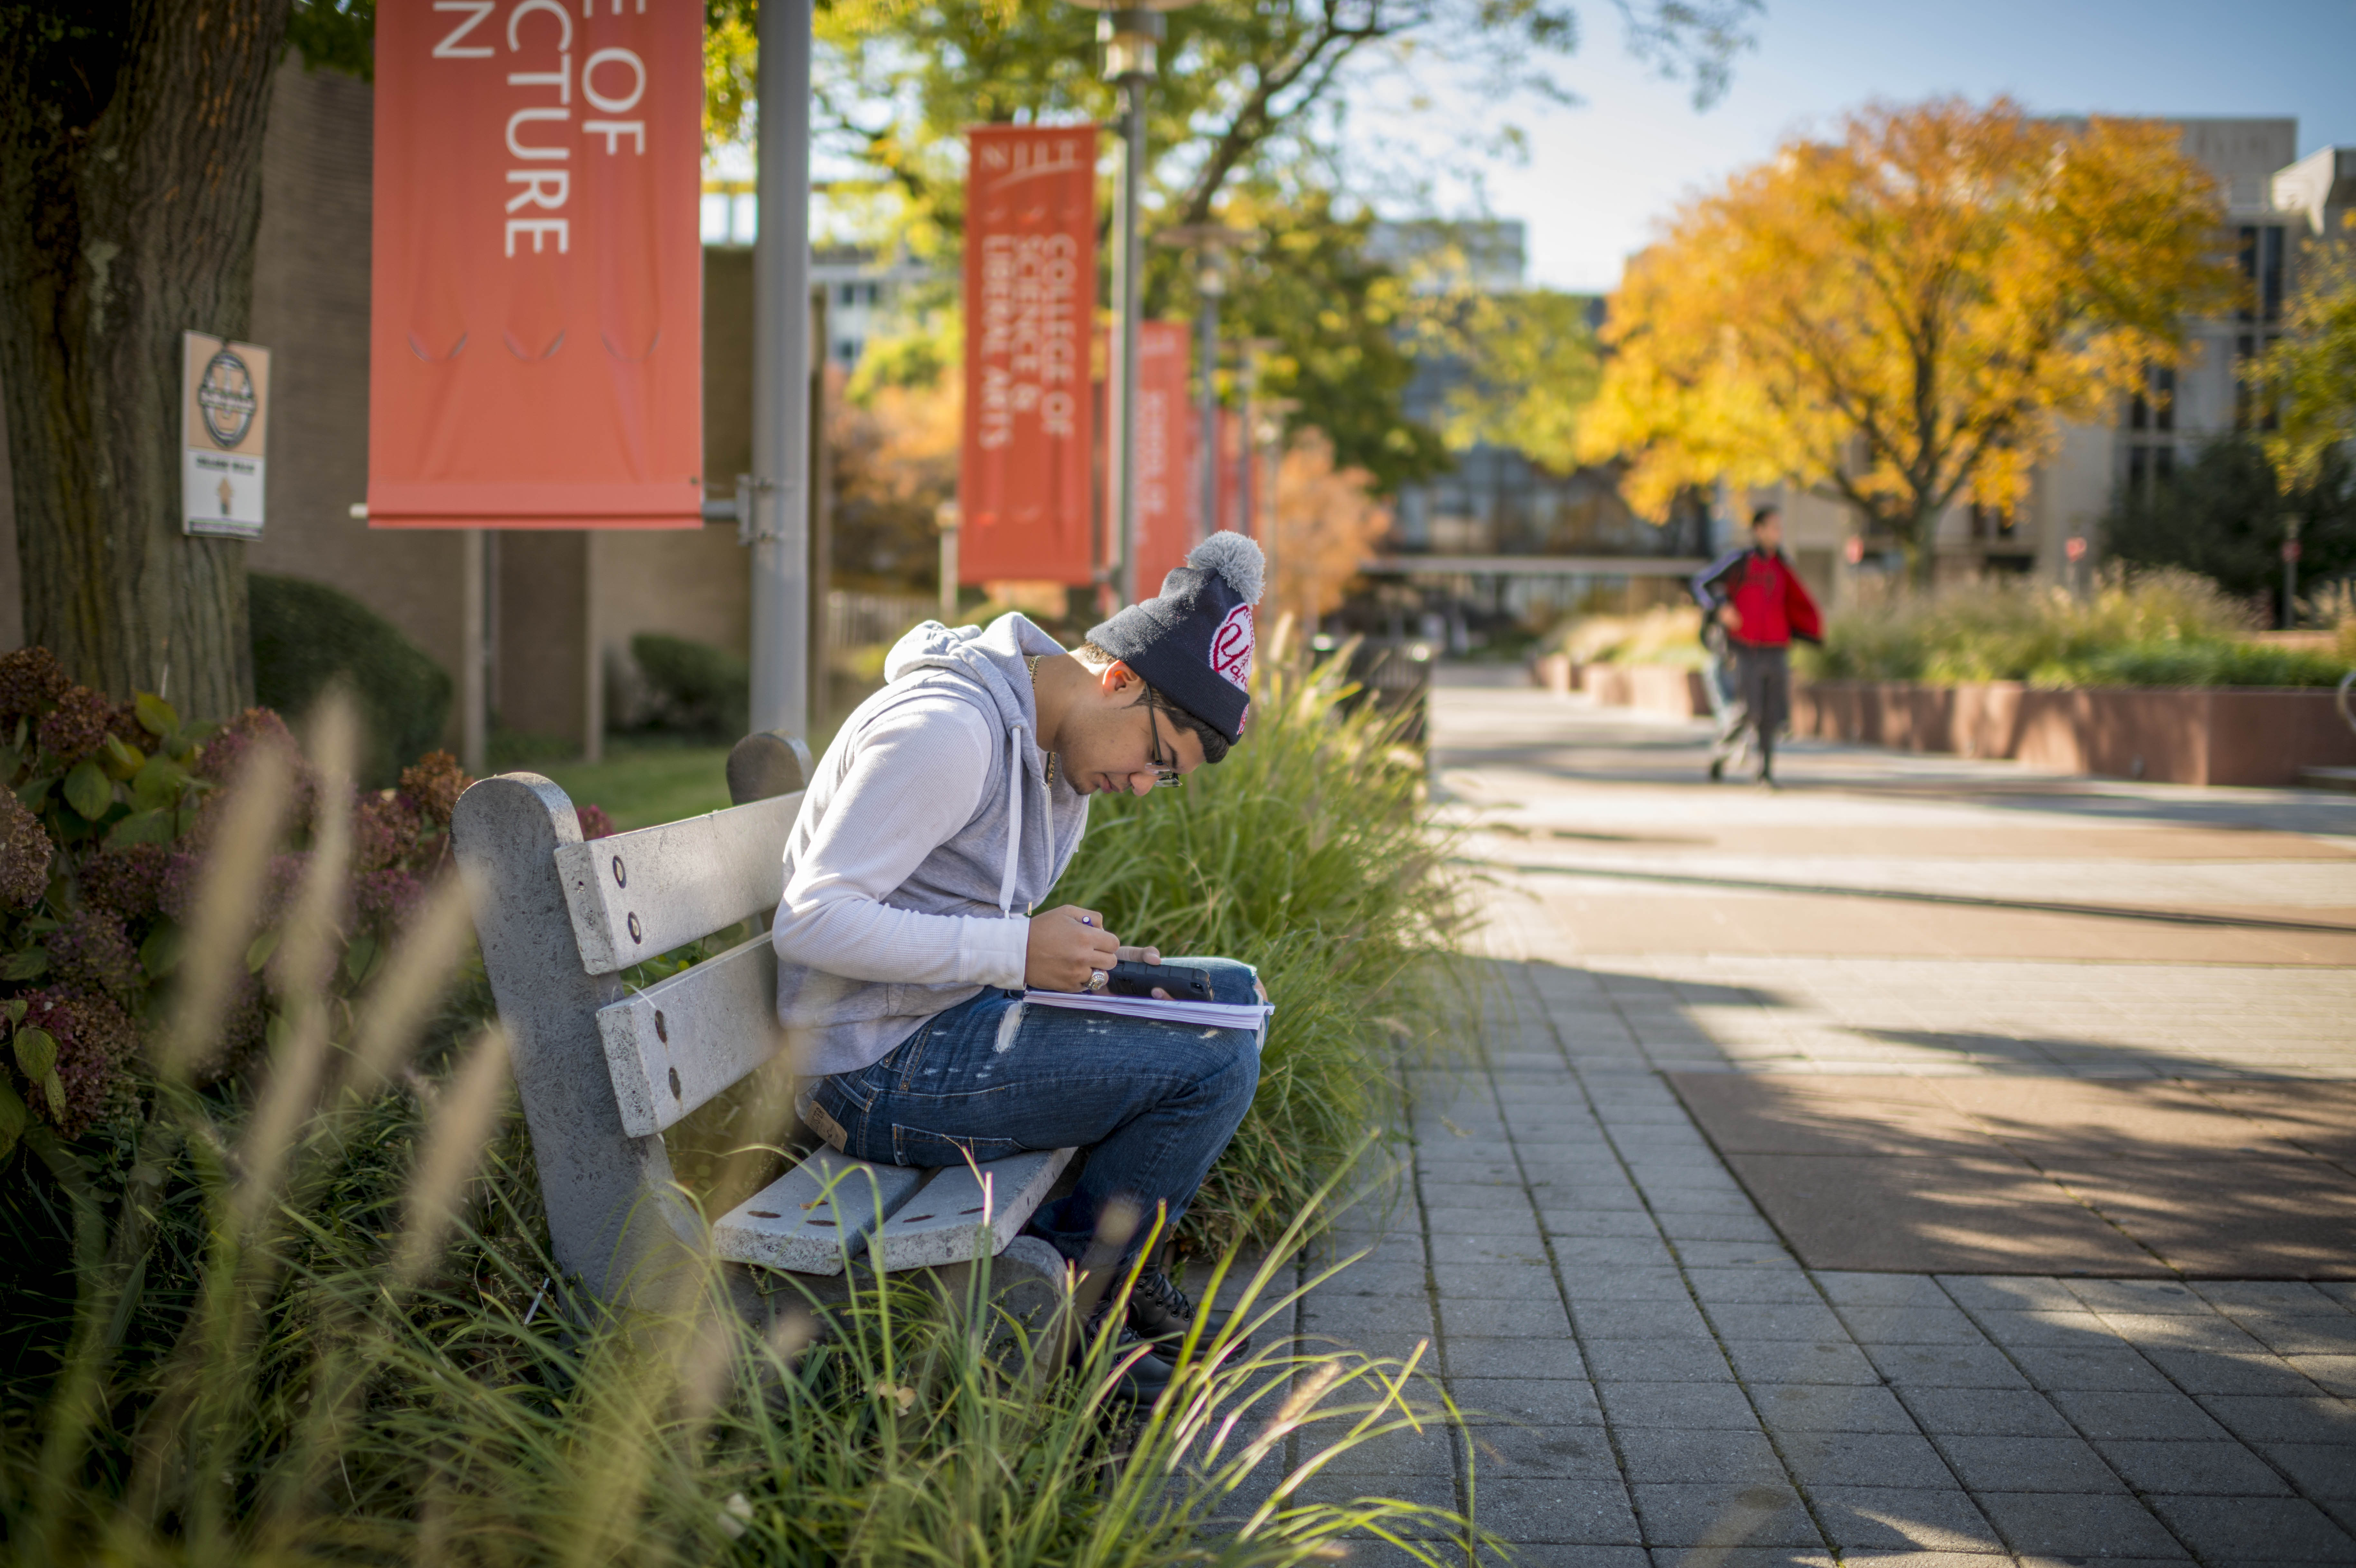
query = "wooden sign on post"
xmin=365 ymin=0 xmax=704 ymax=530
xmin=958 ymin=125 xmax=1098 ymax=585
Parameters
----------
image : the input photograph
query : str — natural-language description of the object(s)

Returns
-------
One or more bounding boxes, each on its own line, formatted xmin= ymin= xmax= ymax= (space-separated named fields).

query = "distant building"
xmin=1753 ymin=119 xmax=2353 ymax=598
xmin=1362 ymin=220 xmax=1708 ymax=631
xmin=809 ymin=246 xmax=934 ymax=367
xmin=703 ymin=182 xmax=932 ymax=368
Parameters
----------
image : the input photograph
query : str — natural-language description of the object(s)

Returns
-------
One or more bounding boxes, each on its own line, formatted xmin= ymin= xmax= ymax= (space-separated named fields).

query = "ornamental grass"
xmin=1058 ymin=622 xmax=1479 ymax=1258
xmin=0 ymin=686 xmax=1478 ymax=1567
xmin=1804 ymin=567 xmax=2351 ymax=688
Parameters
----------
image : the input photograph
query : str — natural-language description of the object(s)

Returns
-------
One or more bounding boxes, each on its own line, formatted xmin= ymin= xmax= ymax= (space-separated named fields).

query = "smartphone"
xmin=1105 ymin=960 xmax=1214 ymax=1002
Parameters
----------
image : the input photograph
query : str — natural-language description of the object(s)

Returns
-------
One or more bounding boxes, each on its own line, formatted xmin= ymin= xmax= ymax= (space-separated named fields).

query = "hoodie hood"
xmin=875 ymin=612 xmax=1077 ymax=917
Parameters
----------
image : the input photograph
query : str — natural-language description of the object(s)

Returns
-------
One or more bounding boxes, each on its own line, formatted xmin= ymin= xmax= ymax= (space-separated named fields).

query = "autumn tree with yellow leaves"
xmin=1578 ymin=99 xmax=2242 ymax=583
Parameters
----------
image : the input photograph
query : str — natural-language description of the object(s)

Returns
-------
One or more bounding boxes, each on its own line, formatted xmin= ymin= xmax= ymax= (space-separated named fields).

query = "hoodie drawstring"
xmin=997 ymin=726 xmax=1024 ymax=916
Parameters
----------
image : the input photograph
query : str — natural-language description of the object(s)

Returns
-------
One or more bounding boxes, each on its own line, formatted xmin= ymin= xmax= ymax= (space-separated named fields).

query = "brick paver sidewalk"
xmin=1293 ymin=671 xmax=2356 ymax=1567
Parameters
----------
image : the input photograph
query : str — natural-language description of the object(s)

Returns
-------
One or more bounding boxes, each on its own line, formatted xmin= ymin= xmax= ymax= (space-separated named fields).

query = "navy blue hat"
xmin=1086 ymin=532 xmax=1265 ymax=747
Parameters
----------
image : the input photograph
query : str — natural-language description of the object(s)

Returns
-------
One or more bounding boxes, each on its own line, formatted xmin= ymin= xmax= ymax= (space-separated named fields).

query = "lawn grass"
xmin=541 ymin=740 xmax=736 ymax=830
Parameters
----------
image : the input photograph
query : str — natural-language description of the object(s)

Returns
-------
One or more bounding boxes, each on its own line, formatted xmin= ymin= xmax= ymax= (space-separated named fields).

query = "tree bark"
xmin=0 ymin=1 xmax=287 ymax=719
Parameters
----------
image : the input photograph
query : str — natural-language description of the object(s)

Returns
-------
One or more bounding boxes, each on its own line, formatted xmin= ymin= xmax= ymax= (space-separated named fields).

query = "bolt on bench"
xmin=451 ymin=731 xmax=1072 ymax=1315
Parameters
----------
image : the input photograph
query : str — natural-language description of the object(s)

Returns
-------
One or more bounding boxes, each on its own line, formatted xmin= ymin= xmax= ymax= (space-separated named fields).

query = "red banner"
xmin=1131 ymin=320 xmax=1194 ymax=595
xmin=367 ymin=0 xmax=703 ymax=529
xmin=959 ymin=126 xmax=1098 ymax=584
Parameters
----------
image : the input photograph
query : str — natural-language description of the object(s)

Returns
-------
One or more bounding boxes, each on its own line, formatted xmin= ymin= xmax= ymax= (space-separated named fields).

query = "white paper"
xmin=1021 ymin=989 xmax=1272 ymax=1032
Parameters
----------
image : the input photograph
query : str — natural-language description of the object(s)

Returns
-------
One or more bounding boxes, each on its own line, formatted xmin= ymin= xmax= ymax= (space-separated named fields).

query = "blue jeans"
xmin=808 ymin=957 xmax=1262 ymax=1266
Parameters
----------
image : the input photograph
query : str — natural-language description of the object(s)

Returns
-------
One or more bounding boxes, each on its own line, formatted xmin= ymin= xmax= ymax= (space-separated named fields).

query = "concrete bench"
xmin=451 ymin=731 xmax=1071 ymax=1313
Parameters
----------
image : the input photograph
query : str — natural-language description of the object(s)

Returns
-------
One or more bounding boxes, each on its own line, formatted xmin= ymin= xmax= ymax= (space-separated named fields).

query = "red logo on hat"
xmin=1210 ymin=604 xmax=1253 ymax=692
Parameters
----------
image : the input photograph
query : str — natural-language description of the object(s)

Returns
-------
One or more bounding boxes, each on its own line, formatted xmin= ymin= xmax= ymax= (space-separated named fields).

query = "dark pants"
xmin=1732 ymin=642 xmax=1790 ymax=776
xmin=809 ymin=957 xmax=1262 ymax=1266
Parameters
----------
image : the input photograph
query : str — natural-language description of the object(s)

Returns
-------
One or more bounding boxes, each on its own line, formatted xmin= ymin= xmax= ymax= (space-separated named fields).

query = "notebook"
xmin=1021 ymin=989 xmax=1273 ymax=1032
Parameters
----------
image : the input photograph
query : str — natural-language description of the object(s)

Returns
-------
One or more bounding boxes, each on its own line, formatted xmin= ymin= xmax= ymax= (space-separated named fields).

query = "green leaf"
xmin=130 ymin=754 xmax=189 ymax=811
xmin=246 ymin=928 xmax=280 ymax=975
xmin=134 ymin=693 xmax=180 ymax=738
xmin=140 ymin=922 xmax=182 ymax=980
xmin=40 ymin=1070 xmax=63 ymax=1119
xmin=342 ymin=933 xmax=381 ymax=987
xmin=1 ymin=999 xmax=23 ymax=1025
xmin=63 ymin=759 xmax=113 ymax=821
xmin=0 ymin=1076 xmax=25 ymax=1159
xmin=102 ymin=733 xmax=145 ymax=778
xmin=105 ymin=808 xmax=175 ymax=848
xmin=17 ymin=775 xmax=54 ymax=811
xmin=14 ymin=1027 xmax=56 ymax=1081
xmin=1 ymin=948 xmax=49 ymax=982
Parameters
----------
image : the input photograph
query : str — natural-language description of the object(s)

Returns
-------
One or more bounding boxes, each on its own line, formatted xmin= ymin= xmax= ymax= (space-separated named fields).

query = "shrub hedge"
xmin=250 ymin=573 xmax=452 ymax=787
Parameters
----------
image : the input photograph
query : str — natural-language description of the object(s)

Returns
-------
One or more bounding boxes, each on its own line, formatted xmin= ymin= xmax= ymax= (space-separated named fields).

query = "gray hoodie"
xmin=770 ymin=613 xmax=1088 ymax=1076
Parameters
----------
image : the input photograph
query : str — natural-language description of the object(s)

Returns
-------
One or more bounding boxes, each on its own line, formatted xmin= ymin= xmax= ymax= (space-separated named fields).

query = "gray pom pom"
xmin=1186 ymin=530 xmax=1265 ymax=606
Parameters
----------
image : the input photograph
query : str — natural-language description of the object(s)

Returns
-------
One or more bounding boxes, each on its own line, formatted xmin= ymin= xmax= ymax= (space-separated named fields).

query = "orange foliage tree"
xmin=1577 ymin=99 xmax=2240 ymax=583
xmin=1267 ymin=430 xmax=1393 ymax=630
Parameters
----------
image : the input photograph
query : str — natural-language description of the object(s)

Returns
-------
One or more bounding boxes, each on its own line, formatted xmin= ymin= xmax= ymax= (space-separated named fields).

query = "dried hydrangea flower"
xmin=398 ymin=750 xmax=471 ymax=827
xmin=79 ymin=843 xmax=170 ymax=922
xmin=0 ymin=647 xmax=71 ymax=727
xmin=17 ymin=987 xmax=136 ymax=1138
xmin=0 ymin=790 xmax=55 ymax=908
xmin=46 ymin=906 xmax=142 ymax=1008
xmin=38 ymin=686 xmax=117 ymax=766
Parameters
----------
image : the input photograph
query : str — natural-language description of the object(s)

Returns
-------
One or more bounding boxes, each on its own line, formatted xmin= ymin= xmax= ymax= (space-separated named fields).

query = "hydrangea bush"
xmin=0 ymin=646 xmax=609 ymax=1160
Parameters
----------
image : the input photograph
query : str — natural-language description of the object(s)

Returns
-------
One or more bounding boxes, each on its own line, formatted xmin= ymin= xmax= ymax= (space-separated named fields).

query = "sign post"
xmin=182 ymin=332 xmax=269 ymax=540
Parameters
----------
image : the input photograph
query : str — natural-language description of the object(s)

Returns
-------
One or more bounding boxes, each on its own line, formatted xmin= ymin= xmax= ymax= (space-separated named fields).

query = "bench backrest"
xmin=451 ymin=733 xmax=811 ymax=1303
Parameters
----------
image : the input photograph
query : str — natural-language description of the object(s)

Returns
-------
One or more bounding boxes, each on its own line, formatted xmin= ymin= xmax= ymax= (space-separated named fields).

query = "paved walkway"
xmin=1295 ymin=670 xmax=2356 ymax=1568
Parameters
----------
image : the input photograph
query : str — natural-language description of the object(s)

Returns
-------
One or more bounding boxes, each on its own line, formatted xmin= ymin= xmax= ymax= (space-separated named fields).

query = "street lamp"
xmin=1238 ymin=335 xmax=1283 ymax=541
xmin=1156 ymin=224 xmax=1258 ymax=541
xmin=1067 ymin=1 xmax=1194 ymax=606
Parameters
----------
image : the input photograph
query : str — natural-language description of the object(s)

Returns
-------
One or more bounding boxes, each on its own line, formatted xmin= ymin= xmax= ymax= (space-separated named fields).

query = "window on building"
xmin=2238 ymin=224 xmax=2288 ymax=323
xmin=2126 ymin=364 xmax=2175 ymax=432
xmin=838 ymin=282 xmax=859 ymax=307
xmin=835 ymin=338 xmax=860 ymax=363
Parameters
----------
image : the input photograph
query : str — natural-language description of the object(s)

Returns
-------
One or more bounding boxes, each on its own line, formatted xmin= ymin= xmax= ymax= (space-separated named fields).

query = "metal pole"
xmin=937 ymin=501 xmax=961 ymax=622
xmin=1114 ymin=80 xmax=1146 ymax=606
xmin=749 ymin=0 xmax=813 ymax=740
xmin=809 ymin=287 xmax=833 ymax=731
xmin=2283 ymin=515 xmax=2302 ymax=629
xmin=1198 ymin=285 xmax=1218 ymax=540
xmin=460 ymin=529 xmax=486 ymax=776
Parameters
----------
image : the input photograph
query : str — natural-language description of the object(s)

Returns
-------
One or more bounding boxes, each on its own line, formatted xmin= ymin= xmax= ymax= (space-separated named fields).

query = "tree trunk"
xmin=0 ymin=1 xmax=287 ymax=720
xmin=1902 ymin=501 xmax=1942 ymax=589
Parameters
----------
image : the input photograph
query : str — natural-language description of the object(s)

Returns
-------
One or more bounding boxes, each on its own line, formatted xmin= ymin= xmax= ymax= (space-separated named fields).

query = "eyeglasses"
xmin=1142 ymin=689 xmax=1184 ymax=789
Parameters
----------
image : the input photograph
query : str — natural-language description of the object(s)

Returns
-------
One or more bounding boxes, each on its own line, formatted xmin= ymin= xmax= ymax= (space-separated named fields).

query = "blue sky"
xmin=1449 ymin=0 xmax=2356 ymax=292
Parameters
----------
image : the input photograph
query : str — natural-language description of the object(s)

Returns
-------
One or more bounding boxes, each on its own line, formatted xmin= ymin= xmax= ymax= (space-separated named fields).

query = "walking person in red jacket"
xmin=1692 ymin=506 xmax=1824 ymax=787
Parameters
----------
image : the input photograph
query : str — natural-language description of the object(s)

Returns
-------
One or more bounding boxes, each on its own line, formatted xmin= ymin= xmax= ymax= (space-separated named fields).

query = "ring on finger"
xmin=1086 ymin=968 xmax=1108 ymax=993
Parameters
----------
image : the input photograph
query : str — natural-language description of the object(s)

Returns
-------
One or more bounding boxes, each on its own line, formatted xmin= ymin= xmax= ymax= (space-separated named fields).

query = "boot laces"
xmin=1137 ymin=1268 xmax=1194 ymax=1322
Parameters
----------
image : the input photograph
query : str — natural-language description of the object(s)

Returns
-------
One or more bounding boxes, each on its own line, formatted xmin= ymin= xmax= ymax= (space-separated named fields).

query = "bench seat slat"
xmin=711 ymin=1152 xmax=926 ymax=1275
xmin=867 ymin=1148 xmax=1075 ymax=1272
xmin=594 ymin=933 xmax=780 ymax=1137
xmin=555 ymin=791 xmax=803 ymax=975
xmin=712 ymin=1147 xmax=1077 ymax=1276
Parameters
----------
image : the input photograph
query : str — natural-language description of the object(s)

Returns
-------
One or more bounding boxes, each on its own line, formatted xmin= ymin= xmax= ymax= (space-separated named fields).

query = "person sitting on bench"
xmin=773 ymin=533 xmax=1268 ymax=1386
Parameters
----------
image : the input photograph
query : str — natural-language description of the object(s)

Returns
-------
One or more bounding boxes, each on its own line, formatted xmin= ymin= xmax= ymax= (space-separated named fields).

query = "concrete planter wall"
xmin=1791 ymin=680 xmax=2356 ymax=787
xmin=1531 ymin=657 xmax=1710 ymax=718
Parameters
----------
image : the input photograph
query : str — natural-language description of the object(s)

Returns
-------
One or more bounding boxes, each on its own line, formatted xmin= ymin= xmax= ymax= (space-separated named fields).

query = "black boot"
xmin=1080 ymin=1291 xmax=1177 ymax=1403
xmin=1129 ymin=1268 xmax=1251 ymax=1359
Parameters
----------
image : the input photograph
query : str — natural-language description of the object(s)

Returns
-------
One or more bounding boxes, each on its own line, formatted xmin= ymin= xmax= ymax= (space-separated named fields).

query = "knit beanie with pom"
xmin=1085 ymin=532 xmax=1265 ymax=747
